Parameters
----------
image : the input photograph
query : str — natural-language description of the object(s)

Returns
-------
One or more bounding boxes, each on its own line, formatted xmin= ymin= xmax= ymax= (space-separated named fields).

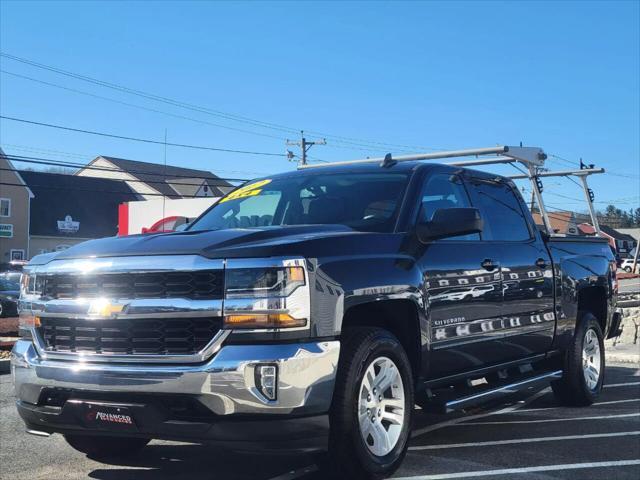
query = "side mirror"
xmin=417 ymin=208 xmax=483 ymax=243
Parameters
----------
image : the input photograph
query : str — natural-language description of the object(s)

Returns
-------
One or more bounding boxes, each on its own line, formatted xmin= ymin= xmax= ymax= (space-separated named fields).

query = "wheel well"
xmin=577 ymin=286 xmax=607 ymax=332
xmin=341 ymin=300 xmax=421 ymax=381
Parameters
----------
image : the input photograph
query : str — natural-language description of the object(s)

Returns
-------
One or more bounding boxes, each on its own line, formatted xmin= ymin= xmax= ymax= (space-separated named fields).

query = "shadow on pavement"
xmin=86 ymin=442 xmax=320 ymax=480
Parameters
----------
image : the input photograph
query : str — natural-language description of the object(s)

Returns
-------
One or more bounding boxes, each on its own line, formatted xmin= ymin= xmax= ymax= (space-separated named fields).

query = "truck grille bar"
xmin=39 ymin=316 xmax=224 ymax=355
xmin=43 ymin=271 xmax=224 ymax=300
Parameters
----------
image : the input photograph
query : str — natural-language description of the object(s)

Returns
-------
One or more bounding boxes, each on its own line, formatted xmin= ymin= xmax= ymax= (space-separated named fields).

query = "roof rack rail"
xmin=298 ymin=145 xmax=605 ymax=237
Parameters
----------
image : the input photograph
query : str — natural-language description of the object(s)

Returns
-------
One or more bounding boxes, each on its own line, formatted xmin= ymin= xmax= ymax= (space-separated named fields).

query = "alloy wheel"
xmin=357 ymin=356 xmax=406 ymax=457
xmin=582 ymin=328 xmax=601 ymax=391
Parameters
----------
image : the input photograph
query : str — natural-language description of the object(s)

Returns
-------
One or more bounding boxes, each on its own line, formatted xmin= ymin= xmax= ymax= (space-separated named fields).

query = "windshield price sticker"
xmin=220 ymin=179 xmax=272 ymax=203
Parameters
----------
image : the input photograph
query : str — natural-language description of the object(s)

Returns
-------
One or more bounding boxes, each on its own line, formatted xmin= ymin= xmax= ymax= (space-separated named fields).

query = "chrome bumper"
xmin=11 ymin=339 xmax=340 ymax=416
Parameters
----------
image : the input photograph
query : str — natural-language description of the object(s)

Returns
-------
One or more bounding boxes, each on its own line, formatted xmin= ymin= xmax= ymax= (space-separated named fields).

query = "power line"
xmin=0 ymin=165 xmax=241 ymax=191
xmin=0 ymin=51 xmax=446 ymax=153
xmin=549 ymin=153 xmax=639 ymax=179
xmin=0 ymin=142 xmax=89 ymax=160
xmin=0 ymin=142 xmax=271 ymax=176
xmin=0 ymin=52 xmax=298 ymax=134
xmin=0 ymin=180 xmax=217 ymax=198
xmin=0 ymin=69 xmax=288 ymax=142
xmin=1 ymin=154 xmax=250 ymax=183
xmin=0 ymin=115 xmax=286 ymax=157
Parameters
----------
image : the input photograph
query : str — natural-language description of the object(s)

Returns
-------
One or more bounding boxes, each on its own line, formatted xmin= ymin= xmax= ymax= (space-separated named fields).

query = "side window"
xmin=419 ymin=173 xmax=479 ymax=241
xmin=468 ymin=180 xmax=531 ymax=241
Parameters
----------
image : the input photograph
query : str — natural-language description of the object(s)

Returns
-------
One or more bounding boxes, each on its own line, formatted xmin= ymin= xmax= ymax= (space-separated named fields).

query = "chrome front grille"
xmin=43 ymin=271 xmax=224 ymax=300
xmin=39 ymin=316 xmax=223 ymax=355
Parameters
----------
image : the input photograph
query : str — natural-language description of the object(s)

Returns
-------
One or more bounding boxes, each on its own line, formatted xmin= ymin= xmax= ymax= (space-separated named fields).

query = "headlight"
xmin=223 ymin=261 xmax=310 ymax=330
xmin=20 ymin=272 xmax=44 ymax=296
xmin=18 ymin=270 xmax=44 ymax=339
xmin=225 ymin=266 xmax=305 ymax=298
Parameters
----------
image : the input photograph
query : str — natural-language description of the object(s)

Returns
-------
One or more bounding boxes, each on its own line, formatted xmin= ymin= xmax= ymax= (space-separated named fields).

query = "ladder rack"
xmin=298 ymin=145 xmax=605 ymax=237
xmin=509 ymin=167 xmax=605 ymax=235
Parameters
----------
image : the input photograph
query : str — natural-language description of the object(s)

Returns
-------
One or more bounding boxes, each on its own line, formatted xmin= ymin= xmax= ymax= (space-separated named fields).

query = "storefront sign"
xmin=57 ymin=215 xmax=80 ymax=234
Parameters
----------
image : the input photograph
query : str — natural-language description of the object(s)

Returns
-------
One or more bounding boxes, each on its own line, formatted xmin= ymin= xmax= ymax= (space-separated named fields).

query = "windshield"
xmin=190 ymin=172 xmax=409 ymax=233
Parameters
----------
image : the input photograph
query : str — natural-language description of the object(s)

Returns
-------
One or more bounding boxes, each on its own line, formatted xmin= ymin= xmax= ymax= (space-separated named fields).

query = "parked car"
xmin=0 ymin=271 xmax=21 ymax=318
xmin=621 ymin=258 xmax=639 ymax=273
xmin=13 ymin=160 xmax=619 ymax=479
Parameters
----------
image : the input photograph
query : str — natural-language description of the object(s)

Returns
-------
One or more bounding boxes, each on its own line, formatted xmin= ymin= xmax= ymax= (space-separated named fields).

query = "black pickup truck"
xmin=12 ymin=160 xmax=620 ymax=479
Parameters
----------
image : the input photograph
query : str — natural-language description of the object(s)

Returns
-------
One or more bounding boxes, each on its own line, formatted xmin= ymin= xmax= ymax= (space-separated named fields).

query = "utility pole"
xmin=286 ymin=130 xmax=326 ymax=166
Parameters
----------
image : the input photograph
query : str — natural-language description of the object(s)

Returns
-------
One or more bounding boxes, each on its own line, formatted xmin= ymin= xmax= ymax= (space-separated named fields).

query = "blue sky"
xmin=1 ymin=1 xmax=638 ymax=213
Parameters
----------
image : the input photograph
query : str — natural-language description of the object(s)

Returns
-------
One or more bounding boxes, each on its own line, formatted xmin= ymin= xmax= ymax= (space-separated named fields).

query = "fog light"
xmin=255 ymin=364 xmax=278 ymax=401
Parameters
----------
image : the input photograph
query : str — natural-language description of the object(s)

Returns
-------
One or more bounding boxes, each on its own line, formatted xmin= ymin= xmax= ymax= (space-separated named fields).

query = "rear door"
xmin=465 ymin=177 xmax=555 ymax=359
xmin=415 ymin=172 xmax=505 ymax=378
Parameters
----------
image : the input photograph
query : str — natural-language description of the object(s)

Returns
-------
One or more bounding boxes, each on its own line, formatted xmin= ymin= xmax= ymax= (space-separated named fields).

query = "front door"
xmin=415 ymin=172 xmax=504 ymax=378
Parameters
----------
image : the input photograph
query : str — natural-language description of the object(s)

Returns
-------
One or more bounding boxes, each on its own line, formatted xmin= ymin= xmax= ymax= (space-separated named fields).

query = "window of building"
xmin=10 ymin=249 xmax=25 ymax=260
xmin=0 ymin=198 xmax=10 ymax=217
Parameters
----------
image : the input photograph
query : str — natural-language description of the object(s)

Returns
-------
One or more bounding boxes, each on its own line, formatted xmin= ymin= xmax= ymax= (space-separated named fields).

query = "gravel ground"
xmin=1 ymin=364 xmax=638 ymax=480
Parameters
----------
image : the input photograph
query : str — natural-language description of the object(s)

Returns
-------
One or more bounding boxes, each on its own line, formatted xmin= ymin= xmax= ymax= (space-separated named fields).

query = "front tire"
xmin=326 ymin=327 xmax=414 ymax=479
xmin=64 ymin=434 xmax=150 ymax=459
xmin=551 ymin=312 xmax=605 ymax=406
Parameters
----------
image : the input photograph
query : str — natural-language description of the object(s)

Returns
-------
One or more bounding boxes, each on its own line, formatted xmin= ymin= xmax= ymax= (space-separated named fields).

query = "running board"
xmin=423 ymin=370 xmax=563 ymax=414
xmin=26 ymin=429 xmax=51 ymax=437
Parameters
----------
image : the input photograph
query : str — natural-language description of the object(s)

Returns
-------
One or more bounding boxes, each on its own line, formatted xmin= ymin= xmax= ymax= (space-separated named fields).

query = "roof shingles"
xmin=100 ymin=156 xmax=231 ymax=198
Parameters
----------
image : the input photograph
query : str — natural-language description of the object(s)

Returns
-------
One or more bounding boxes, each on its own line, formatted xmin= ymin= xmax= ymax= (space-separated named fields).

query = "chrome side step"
xmin=26 ymin=429 xmax=51 ymax=438
xmin=421 ymin=370 xmax=563 ymax=414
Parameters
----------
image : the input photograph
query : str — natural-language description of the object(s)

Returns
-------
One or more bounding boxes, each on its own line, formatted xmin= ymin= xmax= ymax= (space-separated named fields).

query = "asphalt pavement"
xmin=1 ymin=363 xmax=639 ymax=480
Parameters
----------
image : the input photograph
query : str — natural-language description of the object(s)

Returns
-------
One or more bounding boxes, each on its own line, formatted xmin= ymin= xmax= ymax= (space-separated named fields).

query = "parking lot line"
xmin=456 ymin=412 xmax=640 ymax=426
xmin=604 ymin=381 xmax=640 ymax=388
xmin=509 ymin=398 xmax=640 ymax=414
xmin=408 ymin=430 xmax=640 ymax=450
xmin=392 ymin=459 xmax=640 ymax=480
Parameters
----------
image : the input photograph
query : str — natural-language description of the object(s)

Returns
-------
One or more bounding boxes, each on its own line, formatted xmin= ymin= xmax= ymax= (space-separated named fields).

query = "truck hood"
xmin=46 ymin=225 xmax=375 ymax=261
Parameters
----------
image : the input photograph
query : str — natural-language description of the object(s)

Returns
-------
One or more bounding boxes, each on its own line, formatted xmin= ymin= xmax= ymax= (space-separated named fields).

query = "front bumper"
xmin=11 ymin=339 xmax=339 ymax=450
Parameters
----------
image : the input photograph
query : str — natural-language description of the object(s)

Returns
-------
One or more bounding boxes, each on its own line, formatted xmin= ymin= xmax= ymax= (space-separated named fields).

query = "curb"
xmin=0 ymin=359 xmax=10 ymax=374
xmin=606 ymin=349 xmax=640 ymax=365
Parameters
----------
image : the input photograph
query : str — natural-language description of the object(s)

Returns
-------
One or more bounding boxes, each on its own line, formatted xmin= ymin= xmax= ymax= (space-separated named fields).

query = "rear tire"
xmin=551 ymin=312 xmax=605 ymax=406
xmin=324 ymin=327 xmax=414 ymax=479
xmin=64 ymin=434 xmax=150 ymax=459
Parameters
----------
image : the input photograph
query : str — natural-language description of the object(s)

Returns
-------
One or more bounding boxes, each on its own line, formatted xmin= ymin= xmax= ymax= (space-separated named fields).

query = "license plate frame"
xmin=76 ymin=402 xmax=139 ymax=433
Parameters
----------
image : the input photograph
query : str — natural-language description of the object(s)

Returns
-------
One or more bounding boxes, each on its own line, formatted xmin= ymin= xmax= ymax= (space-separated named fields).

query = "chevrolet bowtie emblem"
xmin=88 ymin=300 xmax=126 ymax=317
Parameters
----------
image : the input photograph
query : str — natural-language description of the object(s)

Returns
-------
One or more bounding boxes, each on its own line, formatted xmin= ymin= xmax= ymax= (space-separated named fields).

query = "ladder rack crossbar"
xmin=509 ymin=168 xmax=605 ymax=179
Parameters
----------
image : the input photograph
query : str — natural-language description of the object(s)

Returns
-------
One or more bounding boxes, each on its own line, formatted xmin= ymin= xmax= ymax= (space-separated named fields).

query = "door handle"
xmin=535 ymin=258 xmax=548 ymax=269
xmin=481 ymin=259 xmax=498 ymax=271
